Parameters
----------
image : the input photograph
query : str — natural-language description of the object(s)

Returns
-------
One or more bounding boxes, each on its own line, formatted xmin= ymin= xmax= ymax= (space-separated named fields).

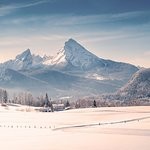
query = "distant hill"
xmin=116 ymin=68 xmax=150 ymax=100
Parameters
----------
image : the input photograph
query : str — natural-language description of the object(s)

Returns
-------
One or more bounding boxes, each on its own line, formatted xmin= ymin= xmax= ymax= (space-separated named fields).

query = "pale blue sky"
xmin=0 ymin=0 xmax=150 ymax=67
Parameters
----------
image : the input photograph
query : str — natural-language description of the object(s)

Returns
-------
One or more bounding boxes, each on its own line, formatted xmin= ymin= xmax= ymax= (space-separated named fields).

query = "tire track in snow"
xmin=52 ymin=116 xmax=150 ymax=131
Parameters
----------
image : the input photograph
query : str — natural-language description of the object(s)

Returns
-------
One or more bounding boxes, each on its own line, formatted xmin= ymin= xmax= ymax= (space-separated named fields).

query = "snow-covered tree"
xmin=3 ymin=90 xmax=8 ymax=104
xmin=44 ymin=93 xmax=50 ymax=107
xmin=65 ymin=100 xmax=70 ymax=107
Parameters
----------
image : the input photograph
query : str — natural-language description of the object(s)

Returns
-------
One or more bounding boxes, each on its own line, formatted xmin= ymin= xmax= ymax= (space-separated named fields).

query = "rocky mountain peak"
xmin=16 ymin=49 xmax=32 ymax=61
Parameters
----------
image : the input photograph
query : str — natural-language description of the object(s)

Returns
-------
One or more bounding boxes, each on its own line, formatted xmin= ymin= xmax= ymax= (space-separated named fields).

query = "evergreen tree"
xmin=93 ymin=100 xmax=97 ymax=107
xmin=65 ymin=100 xmax=70 ymax=107
xmin=50 ymin=101 xmax=54 ymax=112
xmin=3 ymin=90 xmax=8 ymax=104
xmin=44 ymin=93 xmax=54 ymax=112
xmin=44 ymin=93 xmax=50 ymax=107
xmin=0 ymin=89 xmax=3 ymax=103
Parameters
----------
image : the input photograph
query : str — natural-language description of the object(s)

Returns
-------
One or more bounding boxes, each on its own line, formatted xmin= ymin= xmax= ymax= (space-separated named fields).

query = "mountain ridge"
xmin=0 ymin=38 xmax=139 ymax=98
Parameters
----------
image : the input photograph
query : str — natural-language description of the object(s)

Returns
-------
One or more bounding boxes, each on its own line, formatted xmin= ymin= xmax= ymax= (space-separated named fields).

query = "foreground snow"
xmin=0 ymin=105 xmax=150 ymax=150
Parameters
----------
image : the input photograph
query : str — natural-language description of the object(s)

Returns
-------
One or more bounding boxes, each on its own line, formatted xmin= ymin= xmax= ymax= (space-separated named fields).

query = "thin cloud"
xmin=10 ymin=0 xmax=54 ymax=9
xmin=1 ymin=10 xmax=150 ymax=26
xmin=0 ymin=0 xmax=53 ymax=16
xmin=47 ymin=10 xmax=150 ymax=26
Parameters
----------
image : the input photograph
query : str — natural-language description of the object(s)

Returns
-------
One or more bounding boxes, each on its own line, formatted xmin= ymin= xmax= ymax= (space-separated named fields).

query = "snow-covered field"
xmin=0 ymin=105 xmax=150 ymax=150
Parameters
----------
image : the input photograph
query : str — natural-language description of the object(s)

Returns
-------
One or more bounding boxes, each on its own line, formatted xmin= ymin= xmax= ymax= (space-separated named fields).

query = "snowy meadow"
xmin=0 ymin=105 xmax=150 ymax=150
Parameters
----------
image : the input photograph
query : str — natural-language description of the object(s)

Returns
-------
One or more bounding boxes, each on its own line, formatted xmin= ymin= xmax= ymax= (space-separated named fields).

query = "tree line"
xmin=0 ymin=88 xmax=98 ymax=109
xmin=1 ymin=88 xmax=149 ymax=109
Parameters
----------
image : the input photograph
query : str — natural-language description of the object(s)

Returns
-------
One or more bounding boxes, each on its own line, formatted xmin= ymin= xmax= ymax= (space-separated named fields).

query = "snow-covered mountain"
xmin=0 ymin=49 xmax=53 ymax=71
xmin=45 ymin=39 xmax=138 ymax=82
xmin=45 ymin=38 xmax=105 ymax=69
xmin=0 ymin=38 xmax=139 ymax=98
xmin=116 ymin=68 xmax=150 ymax=100
xmin=0 ymin=49 xmax=33 ymax=71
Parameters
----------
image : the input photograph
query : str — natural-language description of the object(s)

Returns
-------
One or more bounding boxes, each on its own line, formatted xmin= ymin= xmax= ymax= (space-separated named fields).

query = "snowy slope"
xmin=31 ymin=69 xmax=119 ymax=95
xmin=0 ymin=106 xmax=150 ymax=150
xmin=0 ymin=68 xmax=48 ymax=89
xmin=117 ymin=68 xmax=150 ymax=99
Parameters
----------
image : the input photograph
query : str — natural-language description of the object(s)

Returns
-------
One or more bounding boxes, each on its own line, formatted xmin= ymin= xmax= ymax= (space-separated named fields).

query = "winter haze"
xmin=0 ymin=0 xmax=150 ymax=150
